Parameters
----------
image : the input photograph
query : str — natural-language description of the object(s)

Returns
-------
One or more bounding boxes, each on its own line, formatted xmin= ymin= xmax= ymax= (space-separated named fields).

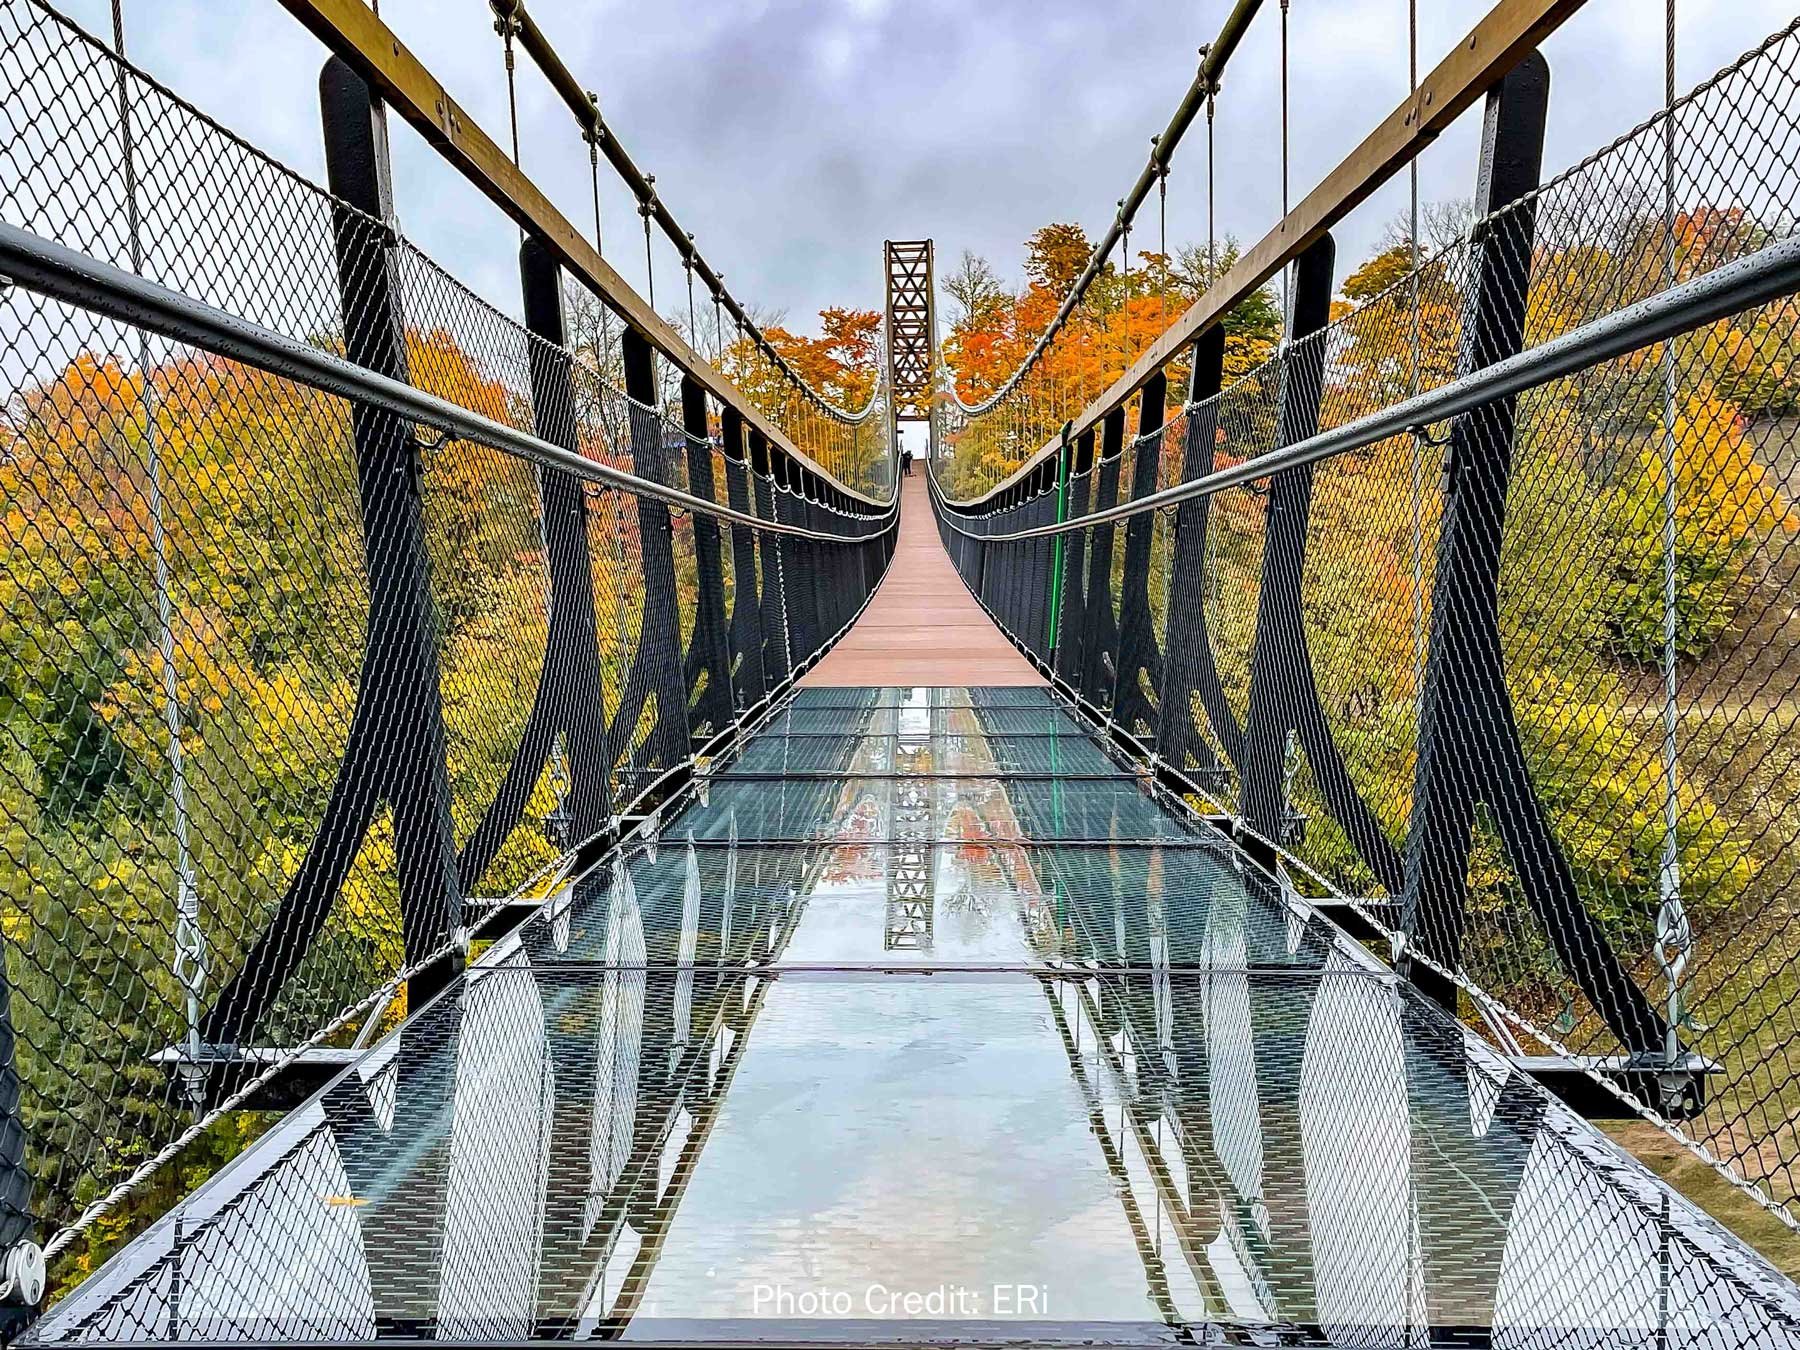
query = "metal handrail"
xmin=274 ymin=0 xmax=894 ymax=508
xmin=935 ymin=0 xmax=1588 ymax=509
xmin=933 ymin=230 xmax=1800 ymax=541
xmin=0 ymin=221 xmax=898 ymax=542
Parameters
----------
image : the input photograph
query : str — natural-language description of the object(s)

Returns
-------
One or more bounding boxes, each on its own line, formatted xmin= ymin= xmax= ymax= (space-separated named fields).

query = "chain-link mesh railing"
xmin=0 ymin=0 xmax=896 ymax=1287
xmin=933 ymin=19 xmax=1800 ymax=1230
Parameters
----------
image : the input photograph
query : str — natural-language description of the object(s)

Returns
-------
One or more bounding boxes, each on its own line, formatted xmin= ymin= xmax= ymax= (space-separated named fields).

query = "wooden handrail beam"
xmin=944 ymin=0 xmax=1585 ymax=506
xmin=276 ymin=0 xmax=888 ymax=505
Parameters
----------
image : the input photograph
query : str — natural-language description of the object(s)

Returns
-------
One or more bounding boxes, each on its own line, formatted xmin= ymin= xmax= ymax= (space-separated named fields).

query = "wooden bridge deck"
xmin=801 ymin=473 xmax=1043 ymax=688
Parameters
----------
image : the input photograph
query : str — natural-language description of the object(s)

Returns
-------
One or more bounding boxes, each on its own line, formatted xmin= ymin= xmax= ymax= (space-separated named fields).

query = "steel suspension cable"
xmin=489 ymin=1 xmax=880 ymax=431
xmin=1280 ymin=0 xmax=1292 ymax=328
xmin=1121 ymin=205 xmax=1132 ymax=362
xmin=641 ymin=182 xmax=655 ymax=310
xmin=588 ymin=141 xmax=603 ymax=251
xmin=1206 ymin=85 xmax=1216 ymax=286
xmin=1408 ymin=0 xmax=1426 ymax=685
xmin=110 ymin=0 xmax=206 ymax=1106
xmin=941 ymin=1 xmax=1265 ymax=426
xmin=1203 ymin=86 xmax=1219 ymax=638
xmin=501 ymin=18 xmax=520 ymax=165
xmin=1159 ymin=161 xmax=1169 ymax=336
xmin=583 ymin=124 xmax=619 ymax=395
xmin=685 ymin=240 xmax=696 ymax=347
xmin=1656 ymin=0 xmax=1690 ymax=1075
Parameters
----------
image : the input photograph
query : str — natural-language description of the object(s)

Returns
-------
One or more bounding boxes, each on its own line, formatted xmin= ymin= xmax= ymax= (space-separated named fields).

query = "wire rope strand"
xmin=110 ymin=0 xmax=207 ymax=1103
xmin=588 ymin=104 xmax=605 ymax=255
xmin=500 ymin=12 xmax=521 ymax=166
xmin=1407 ymin=0 xmax=1426 ymax=686
xmin=1207 ymin=87 xmax=1216 ymax=285
xmin=642 ymin=185 xmax=656 ymax=310
xmin=1280 ymin=0 xmax=1292 ymax=329
xmin=1121 ymin=204 xmax=1132 ymax=361
xmin=1159 ymin=160 xmax=1169 ymax=333
xmin=1655 ymin=0 xmax=1689 ymax=1077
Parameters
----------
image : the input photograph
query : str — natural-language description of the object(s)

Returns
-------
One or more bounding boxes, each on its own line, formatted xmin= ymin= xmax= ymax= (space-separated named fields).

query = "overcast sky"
xmin=51 ymin=0 xmax=1800 ymax=338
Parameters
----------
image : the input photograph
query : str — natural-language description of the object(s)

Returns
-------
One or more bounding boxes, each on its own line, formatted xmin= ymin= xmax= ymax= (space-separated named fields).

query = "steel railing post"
xmin=1241 ymin=234 xmax=1332 ymax=853
xmin=1054 ymin=428 xmax=1097 ymax=689
xmin=1046 ymin=425 xmax=1072 ymax=659
xmin=749 ymin=431 xmax=792 ymax=683
xmin=1397 ymin=52 xmax=1667 ymax=1056
xmin=719 ymin=408 xmax=767 ymax=709
xmin=619 ymin=327 xmax=693 ymax=779
xmin=459 ymin=235 xmax=614 ymax=886
xmin=1081 ymin=407 xmax=1129 ymax=711
xmin=1116 ymin=371 xmax=1169 ymax=736
xmin=680 ymin=375 xmax=735 ymax=739
xmin=1155 ymin=326 xmax=1232 ymax=786
xmin=203 ymin=58 xmax=465 ymax=1043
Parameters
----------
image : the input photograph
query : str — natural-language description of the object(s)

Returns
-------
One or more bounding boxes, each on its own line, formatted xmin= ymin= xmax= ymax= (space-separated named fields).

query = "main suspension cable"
xmin=489 ymin=0 xmax=877 ymax=429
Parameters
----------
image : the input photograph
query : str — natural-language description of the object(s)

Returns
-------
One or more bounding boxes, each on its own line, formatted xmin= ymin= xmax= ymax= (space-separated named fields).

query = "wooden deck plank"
xmin=801 ymin=475 xmax=1044 ymax=688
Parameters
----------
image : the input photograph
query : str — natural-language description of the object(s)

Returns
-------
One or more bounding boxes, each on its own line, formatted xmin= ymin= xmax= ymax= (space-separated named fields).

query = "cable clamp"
xmin=1408 ymin=421 xmax=1454 ymax=448
xmin=0 ymin=1241 xmax=44 ymax=1307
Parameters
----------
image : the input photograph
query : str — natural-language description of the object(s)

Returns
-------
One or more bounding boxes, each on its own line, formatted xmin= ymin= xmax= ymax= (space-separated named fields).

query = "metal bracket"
xmin=0 ymin=1241 xmax=43 ymax=1308
xmin=1513 ymin=1052 xmax=1719 ymax=1122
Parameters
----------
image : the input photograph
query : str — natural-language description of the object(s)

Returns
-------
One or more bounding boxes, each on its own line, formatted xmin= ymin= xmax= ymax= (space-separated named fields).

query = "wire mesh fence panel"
xmin=929 ymin=14 xmax=1800 ymax=1230
xmin=2 ymin=300 xmax=368 ymax=1238
xmin=1289 ymin=431 xmax=1441 ymax=900
xmin=0 ymin=0 xmax=897 ymax=1285
xmin=419 ymin=437 xmax=555 ymax=900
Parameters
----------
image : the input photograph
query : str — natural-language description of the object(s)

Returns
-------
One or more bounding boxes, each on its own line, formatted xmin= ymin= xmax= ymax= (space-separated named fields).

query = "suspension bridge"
xmin=4 ymin=0 xmax=1800 ymax=1342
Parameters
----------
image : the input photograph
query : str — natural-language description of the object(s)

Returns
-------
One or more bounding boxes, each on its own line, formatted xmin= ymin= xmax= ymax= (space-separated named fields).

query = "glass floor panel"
xmin=493 ymin=841 xmax=1339 ymax=971
xmin=789 ymin=686 xmax=1059 ymax=710
xmin=756 ymin=704 xmax=1086 ymax=738
xmin=675 ymin=777 xmax=1205 ymax=843
xmin=35 ymin=965 xmax=1800 ymax=1344
xmin=722 ymin=730 xmax=1122 ymax=777
xmin=33 ymin=688 xmax=1800 ymax=1347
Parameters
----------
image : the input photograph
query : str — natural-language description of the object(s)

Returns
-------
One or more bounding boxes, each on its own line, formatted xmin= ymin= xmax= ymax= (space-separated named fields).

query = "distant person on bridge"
xmin=901 ymin=447 xmax=913 ymax=477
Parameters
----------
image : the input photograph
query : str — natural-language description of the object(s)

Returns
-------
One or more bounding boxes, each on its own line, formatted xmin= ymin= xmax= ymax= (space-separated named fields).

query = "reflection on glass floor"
xmin=29 ymin=689 xmax=1800 ymax=1346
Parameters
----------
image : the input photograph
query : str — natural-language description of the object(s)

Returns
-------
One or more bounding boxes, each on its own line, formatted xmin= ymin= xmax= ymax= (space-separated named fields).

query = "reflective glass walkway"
xmin=29 ymin=689 xmax=1800 ymax=1346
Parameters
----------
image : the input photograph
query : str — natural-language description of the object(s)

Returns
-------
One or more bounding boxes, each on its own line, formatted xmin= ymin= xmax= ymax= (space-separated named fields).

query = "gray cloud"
xmin=55 ymin=0 xmax=1800 ymax=336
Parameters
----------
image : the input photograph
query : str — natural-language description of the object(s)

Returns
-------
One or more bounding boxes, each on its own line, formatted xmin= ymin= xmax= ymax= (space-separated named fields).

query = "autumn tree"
xmin=1023 ymin=222 xmax=1094 ymax=298
xmin=936 ymin=223 xmax=1280 ymax=495
xmin=942 ymin=250 xmax=1006 ymax=330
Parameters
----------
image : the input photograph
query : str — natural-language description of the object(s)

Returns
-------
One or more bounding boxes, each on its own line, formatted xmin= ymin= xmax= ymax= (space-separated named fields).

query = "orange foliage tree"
xmin=937 ymin=224 xmax=1281 ymax=496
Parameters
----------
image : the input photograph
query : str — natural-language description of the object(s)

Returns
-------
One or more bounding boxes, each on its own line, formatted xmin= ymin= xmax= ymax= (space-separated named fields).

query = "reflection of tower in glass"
xmin=885 ymin=688 xmax=938 ymax=951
